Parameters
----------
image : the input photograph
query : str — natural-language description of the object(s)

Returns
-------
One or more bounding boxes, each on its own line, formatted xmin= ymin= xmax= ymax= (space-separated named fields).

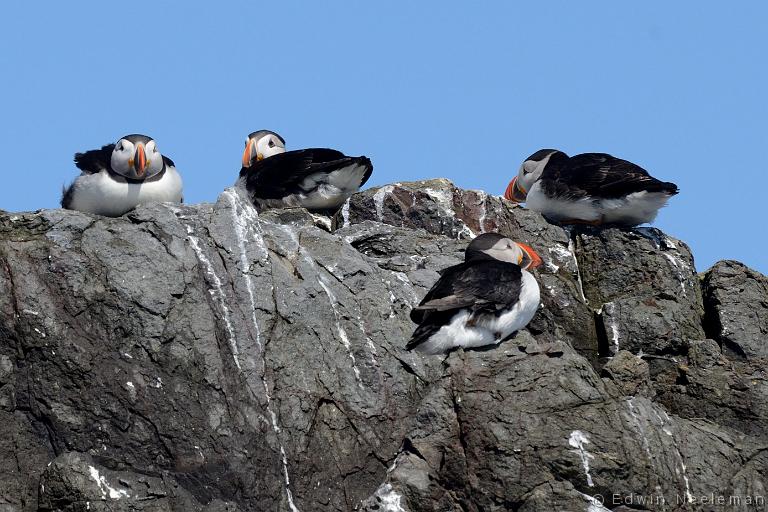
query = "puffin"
xmin=504 ymin=149 xmax=679 ymax=226
xmin=62 ymin=134 xmax=183 ymax=217
xmin=406 ymin=233 xmax=542 ymax=355
xmin=237 ymin=130 xmax=373 ymax=212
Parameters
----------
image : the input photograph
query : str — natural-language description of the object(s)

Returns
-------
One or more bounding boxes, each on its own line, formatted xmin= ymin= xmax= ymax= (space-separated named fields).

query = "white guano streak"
xmin=188 ymin=234 xmax=241 ymax=371
xmin=423 ymin=186 xmax=476 ymax=239
xmin=653 ymin=409 xmax=693 ymax=503
xmin=626 ymin=398 xmax=653 ymax=462
xmin=341 ymin=198 xmax=351 ymax=228
xmin=372 ymin=483 xmax=407 ymax=512
xmin=373 ymin=185 xmax=395 ymax=222
xmin=475 ymin=190 xmax=488 ymax=234
xmin=317 ymin=276 xmax=364 ymax=389
xmin=663 ymin=248 xmax=690 ymax=296
xmin=568 ymin=430 xmax=596 ymax=487
xmin=224 ymin=190 xmax=301 ymax=512
xmin=88 ymin=466 xmax=130 ymax=500
xmin=293 ymin=239 xmax=366 ymax=388
xmin=602 ymin=302 xmax=620 ymax=355
xmin=567 ymin=239 xmax=588 ymax=303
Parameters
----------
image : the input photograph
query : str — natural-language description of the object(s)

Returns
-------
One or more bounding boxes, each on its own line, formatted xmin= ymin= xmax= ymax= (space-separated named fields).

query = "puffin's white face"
xmin=470 ymin=235 xmax=542 ymax=269
xmin=110 ymin=137 xmax=164 ymax=180
xmin=505 ymin=150 xmax=559 ymax=203
xmin=242 ymin=132 xmax=286 ymax=167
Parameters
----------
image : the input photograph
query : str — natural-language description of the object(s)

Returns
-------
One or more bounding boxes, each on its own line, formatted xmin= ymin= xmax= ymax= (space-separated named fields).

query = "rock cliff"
xmin=0 ymin=179 xmax=766 ymax=512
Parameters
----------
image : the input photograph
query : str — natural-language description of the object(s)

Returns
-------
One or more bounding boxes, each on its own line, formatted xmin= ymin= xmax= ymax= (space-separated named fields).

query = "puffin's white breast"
xmin=296 ymin=162 xmax=370 ymax=209
xmin=68 ymin=167 xmax=183 ymax=217
xmin=526 ymin=182 xmax=602 ymax=222
xmin=598 ymin=191 xmax=673 ymax=225
xmin=477 ymin=271 xmax=540 ymax=336
xmin=526 ymin=182 xmax=673 ymax=225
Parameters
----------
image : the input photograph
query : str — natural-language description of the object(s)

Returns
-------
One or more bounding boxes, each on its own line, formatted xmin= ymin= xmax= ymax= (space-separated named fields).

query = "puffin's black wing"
xmin=73 ymin=144 xmax=115 ymax=174
xmin=543 ymin=153 xmax=678 ymax=199
xmin=161 ymin=155 xmax=179 ymax=202
xmin=240 ymin=148 xmax=372 ymax=199
xmin=406 ymin=260 xmax=523 ymax=350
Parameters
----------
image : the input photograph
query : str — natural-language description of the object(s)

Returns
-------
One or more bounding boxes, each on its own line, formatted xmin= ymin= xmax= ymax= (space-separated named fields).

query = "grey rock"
xmin=657 ymin=338 xmax=768 ymax=439
xmin=38 ymin=452 xmax=235 ymax=512
xmin=601 ymin=350 xmax=655 ymax=398
xmin=0 ymin=182 xmax=766 ymax=512
xmin=575 ymin=226 xmax=705 ymax=357
xmin=703 ymin=260 xmax=768 ymax=360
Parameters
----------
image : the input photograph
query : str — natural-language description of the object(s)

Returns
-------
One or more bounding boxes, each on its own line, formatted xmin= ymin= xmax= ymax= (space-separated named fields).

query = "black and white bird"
xmin=406 ymin=233 xmax=542 ymax=355
xmin=62 ymin=134 xmax=183 ymax=217
xmin=237 ymin=130 xmax=373 ymax=211
xmin=504 ymin=150 xmax=679 ymax=226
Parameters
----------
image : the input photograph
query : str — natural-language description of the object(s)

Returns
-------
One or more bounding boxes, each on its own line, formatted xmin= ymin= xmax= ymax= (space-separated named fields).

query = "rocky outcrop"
xmin=702 ymin=260 xmax=768 ymax=360
xmin=0 ymin=180 xmax=766 ymax=512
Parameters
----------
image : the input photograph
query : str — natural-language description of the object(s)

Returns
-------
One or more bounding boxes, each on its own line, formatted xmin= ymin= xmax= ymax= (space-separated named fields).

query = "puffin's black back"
xmin=541 ymin=153 xmax=679 ymax=199
xmin=240 ymin=148 xmax=372 ymax=200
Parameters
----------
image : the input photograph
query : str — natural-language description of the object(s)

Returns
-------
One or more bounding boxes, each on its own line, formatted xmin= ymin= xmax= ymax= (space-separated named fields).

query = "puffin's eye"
xmin=268 ymin=139 xmax=275 ymax=148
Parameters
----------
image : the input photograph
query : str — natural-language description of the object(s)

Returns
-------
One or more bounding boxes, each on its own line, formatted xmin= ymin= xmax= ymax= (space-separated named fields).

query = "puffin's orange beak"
xmin=134 ymin=144 xmax=147 ymax=177
xmin=517 ymin=242 xmax=542 ymax=269
xmin=242 ymin=140 xmax=265 ymax=168
xmin=504 ymin=177 xmax=516 ymax=200
xmin=242 ymin=141 xmax=253 ymax=168
xmin=504 ymin=177 xmax=528 ymax=203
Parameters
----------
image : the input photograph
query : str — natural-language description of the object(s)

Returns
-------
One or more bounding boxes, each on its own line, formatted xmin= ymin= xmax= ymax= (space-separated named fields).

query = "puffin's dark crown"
xmin=119 ymin=134 xmax=154 ymax=145
xmin=247 ymin=130 xmax=285 ymax=145
xmin=466 ymin=233 xmax=508 ymax=256
xmin=526 ymin=149 xmax=563 ymax=162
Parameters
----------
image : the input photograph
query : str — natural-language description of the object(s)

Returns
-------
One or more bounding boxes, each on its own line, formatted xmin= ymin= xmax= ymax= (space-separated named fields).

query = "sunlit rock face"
xmin=0 ymin=181 xmax=765 ymax=511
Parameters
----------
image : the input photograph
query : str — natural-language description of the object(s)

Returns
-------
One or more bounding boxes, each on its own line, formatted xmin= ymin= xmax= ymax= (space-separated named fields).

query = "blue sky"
xmin=1 ymin=2 xmax=765 ymax=274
